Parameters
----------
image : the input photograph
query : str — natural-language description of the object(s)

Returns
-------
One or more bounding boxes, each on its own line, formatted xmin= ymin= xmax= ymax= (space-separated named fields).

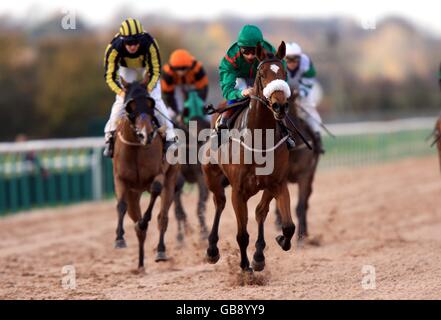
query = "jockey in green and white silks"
xmin=217 ymin=24 xmax=295 ymax=149
xmin=285 ymin=42 xmax=325 ymax=154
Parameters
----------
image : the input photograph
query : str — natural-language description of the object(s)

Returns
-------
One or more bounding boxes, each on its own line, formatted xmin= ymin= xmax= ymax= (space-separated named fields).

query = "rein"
xmin=117 ymin=132 xmax=149 ymax=147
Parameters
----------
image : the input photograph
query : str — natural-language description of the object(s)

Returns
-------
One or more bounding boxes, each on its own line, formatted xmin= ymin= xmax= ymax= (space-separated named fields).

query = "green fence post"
xmin=9 ymin=154 xmax=19 ymax=212
xmin=60 ymin=150 xmax=70 ymax=204
xmin=19 ymin=154 xmax=31 ymax=211
xmin=34 ymin=152 xmax=45 ymax=207
xmin=71 ymin=150 xmax=81 ymax=202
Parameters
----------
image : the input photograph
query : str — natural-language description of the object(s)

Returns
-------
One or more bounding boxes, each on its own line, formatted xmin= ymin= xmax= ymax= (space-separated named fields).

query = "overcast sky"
xmin=1 ymin=0 xmax=440 ymax=35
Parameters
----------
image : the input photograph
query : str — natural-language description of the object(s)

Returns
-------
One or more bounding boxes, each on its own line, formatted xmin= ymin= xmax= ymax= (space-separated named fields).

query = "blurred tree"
xmin=34 ymin=36 xmax=113 ymax=137
xmin=0 ymin=33 xmax=38 ymax=140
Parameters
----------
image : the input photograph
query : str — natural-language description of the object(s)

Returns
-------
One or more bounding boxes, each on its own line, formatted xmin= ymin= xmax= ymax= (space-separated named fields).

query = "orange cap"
xmin=169 ymin=49 xmax=194 ymax=68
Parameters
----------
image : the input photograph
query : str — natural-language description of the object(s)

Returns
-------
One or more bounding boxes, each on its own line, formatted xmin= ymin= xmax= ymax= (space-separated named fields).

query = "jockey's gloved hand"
xmin=241 ymin=88 xmax=254 ymax=97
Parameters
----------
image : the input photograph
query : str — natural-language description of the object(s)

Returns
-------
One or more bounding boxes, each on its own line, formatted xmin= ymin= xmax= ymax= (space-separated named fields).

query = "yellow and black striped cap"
xmin=119 ymin=18 xmax=144 ymax=37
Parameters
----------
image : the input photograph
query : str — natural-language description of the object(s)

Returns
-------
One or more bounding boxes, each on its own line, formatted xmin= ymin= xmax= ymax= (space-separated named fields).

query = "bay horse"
xmin=112 ymin=78 xmax=179 ymax=270
xmin=202 ymin=41 xmax=295 ymax=272
xmin=174 ymin=111 xmax=210 ymax=242
xmin=274 ymin=92 xmax=320 ymax=241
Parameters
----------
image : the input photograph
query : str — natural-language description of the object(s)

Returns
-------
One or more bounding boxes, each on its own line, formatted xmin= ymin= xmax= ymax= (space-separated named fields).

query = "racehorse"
xmin=174 ymin=92 xmax=210 ymax=242
xmin=274 ymin=92 xmax=320 ymax=241
xmin=112 ymin=77 xmax=179 ymax=270
xmin=202 ymin=41 xmax=295 ymax=272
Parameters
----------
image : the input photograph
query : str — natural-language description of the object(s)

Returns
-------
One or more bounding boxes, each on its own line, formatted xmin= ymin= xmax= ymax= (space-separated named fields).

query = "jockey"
xmin=285 ymin=42 xmax=325 ymax=154
xmin=218 ymin=24 xmax=295 ymax=149
xmin=103 ymin=18 xmax=177 ymax=158
xmin=161 ymin=49 xmax=209 ymax=118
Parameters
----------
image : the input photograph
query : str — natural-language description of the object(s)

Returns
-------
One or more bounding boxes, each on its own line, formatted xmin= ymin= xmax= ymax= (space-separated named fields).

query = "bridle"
xmin=121 ymin=92 xmax=159 ymax=147
xmin=250 ymin=58 xmax=286 ymax=111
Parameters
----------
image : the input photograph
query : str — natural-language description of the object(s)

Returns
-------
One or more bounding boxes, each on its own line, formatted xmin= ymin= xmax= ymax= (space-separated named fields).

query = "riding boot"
xmin=215 ymin=109 xmax=234 ymax=148
xmin=314 ymin=132 xmax=325 ymax=154
xmin=217 ymin=108 xmax=235 ymax=131
xmin=103 ymin=131 xmax=115 ymax=158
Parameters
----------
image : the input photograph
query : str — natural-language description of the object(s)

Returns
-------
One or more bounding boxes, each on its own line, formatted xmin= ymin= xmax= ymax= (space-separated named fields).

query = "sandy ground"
xmin=0 ymin=156 xmax=440 ymax=300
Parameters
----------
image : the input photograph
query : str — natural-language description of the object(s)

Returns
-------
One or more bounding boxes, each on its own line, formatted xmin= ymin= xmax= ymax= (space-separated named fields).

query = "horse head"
xmin=254 ymin=41 xmax=291 ymax=121
xmin=120 ymin=76 xmax=158 ymax=145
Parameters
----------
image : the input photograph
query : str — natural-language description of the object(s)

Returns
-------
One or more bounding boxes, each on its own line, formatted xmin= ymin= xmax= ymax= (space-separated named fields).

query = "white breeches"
xmin=104 ymin=67 xmax=175 ymax=141
xmin=298 ymin=94 xmax=322 ymax=133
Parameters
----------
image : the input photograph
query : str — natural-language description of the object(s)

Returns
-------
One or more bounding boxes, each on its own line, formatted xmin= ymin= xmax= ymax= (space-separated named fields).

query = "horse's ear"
xmin=256 ymin=42 xmax=266 ymax=61
xmin=276 ymin=41 xmax=286 ymax=60
xmin=120 ymin=76 xmax=129 ymax=89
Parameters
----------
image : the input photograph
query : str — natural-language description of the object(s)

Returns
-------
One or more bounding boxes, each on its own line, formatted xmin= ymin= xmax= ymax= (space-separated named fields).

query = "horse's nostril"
xmin=137 ymin=133 xmax=144 ymax=140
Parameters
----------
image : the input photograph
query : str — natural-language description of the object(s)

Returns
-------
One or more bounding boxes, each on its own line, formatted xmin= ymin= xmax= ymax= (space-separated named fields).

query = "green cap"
xmin=237 ymin=25 xmax=263 ymax=47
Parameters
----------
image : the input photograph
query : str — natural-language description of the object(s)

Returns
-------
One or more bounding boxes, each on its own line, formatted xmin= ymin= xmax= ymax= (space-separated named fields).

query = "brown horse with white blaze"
xmin=202 ymin=41 xmax=295 ymax=272
xmin=112 ymin=78 xmax=179 ymax=270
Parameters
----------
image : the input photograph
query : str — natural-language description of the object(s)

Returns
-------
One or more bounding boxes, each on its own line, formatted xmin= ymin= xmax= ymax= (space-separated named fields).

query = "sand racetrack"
xmin=1 ymin=156 xmax=440 ymax=300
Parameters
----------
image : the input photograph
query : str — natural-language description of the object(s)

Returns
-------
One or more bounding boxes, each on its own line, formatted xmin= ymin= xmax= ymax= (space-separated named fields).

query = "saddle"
xmin=213 ymin=98 xmax=250 ymax=130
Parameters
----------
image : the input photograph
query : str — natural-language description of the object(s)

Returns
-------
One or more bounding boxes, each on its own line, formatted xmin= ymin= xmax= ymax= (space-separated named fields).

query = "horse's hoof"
xmin=252 ymin=259 xmax=265 ymax=272
xmin=206 ymin=253 xmax=220 ymax=264
xmin=242 ymin=267 xmax=254 ymax=273
xmin=155 ymin=251 xmax=169 ymax=262
xmin=114 ymin=239 xmax=127 ymax=249
xmin=276 ymin=235 xmax=291 ymax=251
xmin=177 ymin=232 xmax=184 ymax=243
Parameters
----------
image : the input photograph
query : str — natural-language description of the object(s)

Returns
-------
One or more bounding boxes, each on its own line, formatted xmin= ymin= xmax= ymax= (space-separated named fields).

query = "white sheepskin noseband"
xmin=262 ymin=79 xmax=291 ymax=100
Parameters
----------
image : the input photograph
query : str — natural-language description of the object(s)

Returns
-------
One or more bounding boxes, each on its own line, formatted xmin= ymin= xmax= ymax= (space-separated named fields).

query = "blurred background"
xmin=0 ymin=0 xmax=440 ymax=140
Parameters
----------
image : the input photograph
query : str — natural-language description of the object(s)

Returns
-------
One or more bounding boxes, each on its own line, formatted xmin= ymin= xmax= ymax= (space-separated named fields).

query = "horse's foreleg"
xmin=173 ymin=178 xmax=187 ymax=243
xmin=275 ymin=184 xmax=295 ymax=251
xmin=114 ymin=180 xmax=128 ymax=249
xmin=252 ymin=190 xmax=273 ymax=272
xmin=274 ymin=207 xmax=282 ymax=231
xmin=203 ymin=164 xmax=226 ymax=264
xmin=296 ymin=174 xmax=313 ymax=241
xmin=231 ymin=191 xmax=251 ymax=272
xmin=197 ymin=173 xmax=209 ymax=240
xmin=155 ymin=166 xmax=178 ymax=262
xmin=126 ymin=191 xmax=144 ymax=269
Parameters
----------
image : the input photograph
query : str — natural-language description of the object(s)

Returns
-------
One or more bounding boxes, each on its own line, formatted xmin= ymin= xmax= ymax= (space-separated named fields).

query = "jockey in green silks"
xmin=217 ymin=24 xmax=295 ymax=149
